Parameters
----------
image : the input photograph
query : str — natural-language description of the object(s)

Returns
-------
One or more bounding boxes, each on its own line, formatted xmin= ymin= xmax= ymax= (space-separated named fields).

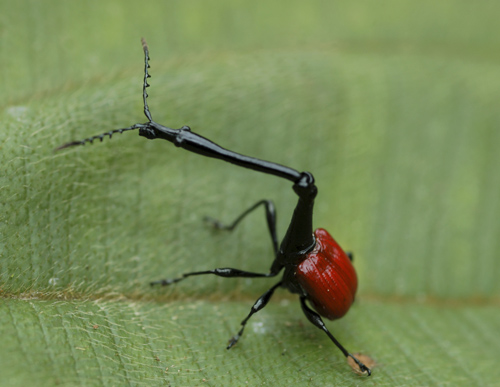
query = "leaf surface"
xmin=1 ymin=1 xmax=499 ymax=386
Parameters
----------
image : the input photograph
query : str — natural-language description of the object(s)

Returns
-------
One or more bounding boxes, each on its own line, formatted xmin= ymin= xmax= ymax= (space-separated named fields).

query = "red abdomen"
xmin=296 ymin=228 xmax=358 ymax=320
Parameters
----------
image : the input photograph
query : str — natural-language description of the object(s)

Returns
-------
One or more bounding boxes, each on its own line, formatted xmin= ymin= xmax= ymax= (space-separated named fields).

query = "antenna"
xmin=141 ymin=38 xmax=153 ymax=122
xmin=56 ymin=39 xmax=153 ymax=151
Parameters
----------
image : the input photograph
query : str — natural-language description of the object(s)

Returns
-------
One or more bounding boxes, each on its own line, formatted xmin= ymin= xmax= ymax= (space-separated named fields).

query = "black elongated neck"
xmin=280 ymin=172 xmax=317 ymax=257
xmin=140 ymin=122 xmax=303 ymax=182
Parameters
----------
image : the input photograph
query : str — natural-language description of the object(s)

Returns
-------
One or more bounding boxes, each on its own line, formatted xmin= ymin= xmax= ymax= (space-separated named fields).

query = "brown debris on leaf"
xmin=347 ymin=353 xmax=376 ymax=376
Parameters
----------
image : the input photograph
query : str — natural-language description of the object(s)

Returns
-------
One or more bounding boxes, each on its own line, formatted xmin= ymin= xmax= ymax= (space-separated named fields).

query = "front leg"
xmin=227 ymin=282 xmax=282 ymax=349
xmin=204 ymin=199 xmax=279 ymax=255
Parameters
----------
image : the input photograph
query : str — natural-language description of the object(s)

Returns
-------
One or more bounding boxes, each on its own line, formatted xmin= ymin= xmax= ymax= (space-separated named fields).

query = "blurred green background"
xmin=1 ymin=1 xmax=499 ymax=386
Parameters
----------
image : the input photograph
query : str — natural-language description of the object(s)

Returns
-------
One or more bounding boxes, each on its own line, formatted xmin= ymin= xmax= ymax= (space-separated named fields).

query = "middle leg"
xmin=150 ymin=267 xmax=280 ymax=286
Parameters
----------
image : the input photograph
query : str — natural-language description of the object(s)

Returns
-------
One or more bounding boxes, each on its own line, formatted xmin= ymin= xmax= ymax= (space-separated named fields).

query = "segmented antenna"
xmin=56 ymin=39 xmax=154 ymax=151
xmin=55 ymin=124 xmax=144 ymax=150
xmin=141 ymin=38 xmax=153 ymax=122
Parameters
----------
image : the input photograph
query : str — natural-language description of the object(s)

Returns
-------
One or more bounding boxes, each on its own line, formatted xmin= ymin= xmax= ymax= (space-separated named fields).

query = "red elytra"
xmin=296 ymin=228 xmax=358 ymax=320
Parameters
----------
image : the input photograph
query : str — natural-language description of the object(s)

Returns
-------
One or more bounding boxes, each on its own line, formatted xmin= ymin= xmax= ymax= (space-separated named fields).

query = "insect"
xmin=58 ymin=39 xmax=371 ymax=376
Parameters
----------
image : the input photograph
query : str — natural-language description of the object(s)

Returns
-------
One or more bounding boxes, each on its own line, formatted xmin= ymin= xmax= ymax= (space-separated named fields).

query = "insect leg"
xmin=227 ymin=281 xmax=282 ymax=349
xmin=151 ymin=200 xmax=282 ymax=286
xmin=299 ymin=297 xmax=371 ymax=376
xmin=205 ymin=200 xmax=278 ymax=255
xmin=150 ymin=265 xmax=281 ymax=286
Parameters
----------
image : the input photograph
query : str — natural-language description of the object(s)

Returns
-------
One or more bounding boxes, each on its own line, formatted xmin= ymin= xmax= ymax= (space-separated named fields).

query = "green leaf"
xmin=1 ymin=1 xmax=499 ymax=386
